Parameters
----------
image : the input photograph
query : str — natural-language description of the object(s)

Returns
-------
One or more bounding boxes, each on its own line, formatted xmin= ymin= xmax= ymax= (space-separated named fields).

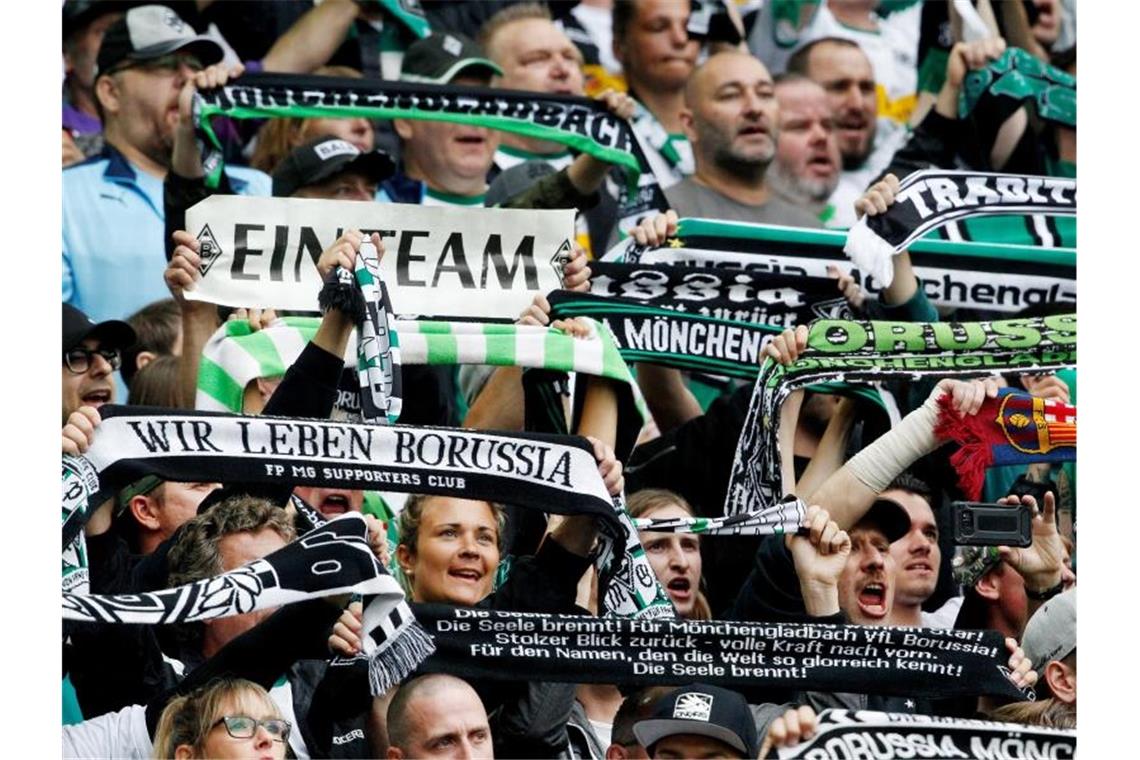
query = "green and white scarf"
xmin=726 ymin=314 xmax=1077 ymax=514
xmin=605 ymin=217 xmax=1076 ymax=313
xmin=960 ymin=47 xmax=1076 ymax=128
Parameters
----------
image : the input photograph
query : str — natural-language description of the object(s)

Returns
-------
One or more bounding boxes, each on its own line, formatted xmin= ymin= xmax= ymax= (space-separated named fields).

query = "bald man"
xmin=664 ymin=51 xmax=822 ymax=228
xmin=385 ymin=674 xmax=494 ymax=759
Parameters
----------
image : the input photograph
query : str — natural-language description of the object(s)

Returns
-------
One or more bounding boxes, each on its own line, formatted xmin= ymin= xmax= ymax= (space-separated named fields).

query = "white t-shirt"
xmin=63 ymin=704 xmax=152 ymax=760
xmin=824 ymin=118 xmax=910 ymax=229
xmin=921 ymin=596 xmax=965 ymax=630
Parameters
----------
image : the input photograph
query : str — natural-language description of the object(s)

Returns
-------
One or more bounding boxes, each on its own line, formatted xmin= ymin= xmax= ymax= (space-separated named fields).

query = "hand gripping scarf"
xmin=774 ymin=709 xmax=1075 ymax=759
xmin=63 ymin=511 xmax=434 ymax=695
xmin=935 ymin=387 xmax=1076 ymax=500
xmin=726 ymin=314 xmax=1077 ymax=515
xmin=193 ymin=73 xmax=669 ymax=224
xmin=605 ymin=217 xmax=1075 ymax=313
xmin=844 ymin=170 xmax=1077 ymax=287
xmin=409 ymin=605 xmax=1034 ymax=702
xmin=960 ymin=47 xmax=1076 ymax=128
xmin=63 ymin=406 xmax=670 ymax=621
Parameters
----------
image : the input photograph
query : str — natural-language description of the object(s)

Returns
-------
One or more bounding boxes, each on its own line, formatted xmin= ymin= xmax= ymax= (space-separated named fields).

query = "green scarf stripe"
xmin=675 ymin=218 xmax=1076 ymax=267
xmin=960 ymin=47 xmax=1076 ymax=127
xmin=234 ymin=329 xmax=289 ymax=378
xmin=424 ymin=333 xmax=460 ymax=365
xmin=377 ymin=0 xmax=431 ymax=39
xmin=197 ymin=354 xmax=247 ymax=411
xmin=544 ymin=327 xmax=577 ymax=370
xmin=487 ymin=330 xmax=516 ymax=366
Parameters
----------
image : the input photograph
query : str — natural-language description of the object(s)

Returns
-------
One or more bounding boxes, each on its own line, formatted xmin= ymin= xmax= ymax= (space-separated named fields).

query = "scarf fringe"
xmin=318 ymin=271 xmax=367 ymax=324
xmin=933 ymin=393 xmax=992 ymax=500
xmin=843 ymin=218 xmax=897 ymax=287
xmin=367 ymin=620 xmax=437 ymax=696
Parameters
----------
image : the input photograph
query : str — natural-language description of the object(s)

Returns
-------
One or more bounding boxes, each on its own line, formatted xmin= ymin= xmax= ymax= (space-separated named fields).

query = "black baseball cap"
xmin=634 ymin=684 xmax=758 ymax=758
xmin=485 ymin=160 xmax=557 ymax=207
xmin=400 ymin=32 xmax=502 ymax=84
xmin=63 ymin=303 xmax=137 ymax=355
xmin=63 ymin=1 xmax=137 ymax=41
xmin=860 ymin=498 xmax=912 ymax=544
xmin=96 ymin=4 xmax=223 ymax=76
xmin=271 ymin=136 xmax=396 ymax=198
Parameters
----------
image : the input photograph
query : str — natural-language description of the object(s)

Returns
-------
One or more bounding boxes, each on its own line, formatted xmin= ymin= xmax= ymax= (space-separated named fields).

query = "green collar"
xmin=424 ymin=186 xmax=487 ymax=206
xmin=497 ymin=143 xmax=571 ymax=161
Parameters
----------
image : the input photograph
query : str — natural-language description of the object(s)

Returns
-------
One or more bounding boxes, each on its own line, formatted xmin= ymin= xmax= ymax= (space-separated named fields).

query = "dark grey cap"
xmin=271 ymin=136 xmax=396 ymax=198
xmin=400 ymin=32 xmax=502 ymax=84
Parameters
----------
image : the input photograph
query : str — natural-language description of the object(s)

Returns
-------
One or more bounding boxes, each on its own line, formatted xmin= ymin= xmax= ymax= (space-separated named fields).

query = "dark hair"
xmin=612 ymin=0 xmax=638 ymax=45
xmin=886 ymin=471 xmax=932 ymax=501
xmin=123 ymin=298 xmax=180 ymax=386
xmin=786 ymin=36 xmax=863 ymax=77
xmin=610 ymin=685 xmax=676 ymax=747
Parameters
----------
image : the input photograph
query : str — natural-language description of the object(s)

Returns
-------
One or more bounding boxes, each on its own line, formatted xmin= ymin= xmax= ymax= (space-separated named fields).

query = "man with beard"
xmin=787 ymin=37 xmax=908 ymax=228
xmin=63 ymin=4 xmax=270 ymax=323
xmin=769 ymin=74 xmax=841 ymax=223
xmin=664 ymin=51 xmax=822 ymax=228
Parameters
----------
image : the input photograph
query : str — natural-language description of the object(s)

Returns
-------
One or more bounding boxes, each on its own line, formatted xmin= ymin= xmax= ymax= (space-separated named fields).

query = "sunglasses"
xmin=63 ymin=347 xmax=121 ymax=375
xmin=213 ymin=715 xmax=291 ymax=742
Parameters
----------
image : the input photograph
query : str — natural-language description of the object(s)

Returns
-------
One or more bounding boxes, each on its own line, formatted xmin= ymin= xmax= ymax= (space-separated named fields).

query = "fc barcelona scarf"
xmin=960 ymin=47 xmax=1076 ymax=128
xmin=63 ymin=512 xmax=435 ymax=695
xmin=604 ymin=217 xmax=1075 ymax=313
xmin=844 ymin=170 xmax=1077 ymax=287
xmin=935 ymin=388 xmax=1076 ymax=500
xmin=726 ymin=315 xmax=1076 ymax=515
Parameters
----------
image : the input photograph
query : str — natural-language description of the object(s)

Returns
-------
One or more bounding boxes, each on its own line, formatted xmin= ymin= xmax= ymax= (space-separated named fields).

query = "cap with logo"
xmin=63 ymin=303 xmax=137 ymax=355
xmin=1021 ymin=587 xmax=1076 ymax=671
xmin=96 ymin=4 xmax=224 ymax=76
xmin=271 ymin=136 xmax=397 ymax=198
xmin=400 ymin=32 xmax=502 ymax=84
xmin=633 ymin=683 xmax=758 ymax=758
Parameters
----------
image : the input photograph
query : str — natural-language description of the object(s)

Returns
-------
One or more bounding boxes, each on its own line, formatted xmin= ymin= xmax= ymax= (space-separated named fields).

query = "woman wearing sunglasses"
xmin=152 ymin=678 xmax=291 ymax=760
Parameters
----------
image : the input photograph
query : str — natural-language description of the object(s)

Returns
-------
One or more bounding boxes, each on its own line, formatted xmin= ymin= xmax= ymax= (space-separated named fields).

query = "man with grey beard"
xmin=769 ymin=74 xmax=842 ymax=224
xmin=663 ymin=51 xmax=822 ymax=228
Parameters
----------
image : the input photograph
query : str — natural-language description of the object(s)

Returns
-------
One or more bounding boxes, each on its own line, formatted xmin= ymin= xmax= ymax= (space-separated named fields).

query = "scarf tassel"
xmin=933 ymin=392 xmax=993 ymax=501
xmin=318 ymin=269 xmax=367 ymax=324
xmin=367 ymin=619 xmax=437 ymax=696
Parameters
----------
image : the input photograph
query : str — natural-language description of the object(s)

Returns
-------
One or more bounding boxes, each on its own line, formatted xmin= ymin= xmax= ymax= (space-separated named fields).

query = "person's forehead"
xmin=422 ymin=498 xmax=498 ymax=530
xmin=809 ymin=43 xmax=874 ymax=79
xmin=655 ymin=733 xmax=740 ymax=758
xmin=498 ymin=17 xmax=577 ymax=55
xmin=409 ymin=685 xmax=488 ymax=732
xmin=881 ymin=489 xmax=935 ymax=527
xmin=704 ymin=55 xmax=772 ymax=90
xmin=776 ymin=83 xmax=830 ymax=116
xmin=218 ymin=527 xmax=288 ymax=568
xmin=635 ymin=0 xmax=691 ymax=24
xmin=223 ymin=689 xmax=280 ymax=720
xmin=849 ymin=522 xmax=889 ymax=543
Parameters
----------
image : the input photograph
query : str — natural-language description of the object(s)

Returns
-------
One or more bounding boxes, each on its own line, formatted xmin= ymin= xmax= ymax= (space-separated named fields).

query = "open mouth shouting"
xmin=666 ymin=575 xmax=693 ymax=603
xmin=857 ymin=580 xmax=889 ymax=619
xmin=448 ymin=566 xmax=485 ymax=585
xmin=319 ymin=492 xmax=353 ymax=516
xmin=80 ymin=386 xmax=112 ymax=409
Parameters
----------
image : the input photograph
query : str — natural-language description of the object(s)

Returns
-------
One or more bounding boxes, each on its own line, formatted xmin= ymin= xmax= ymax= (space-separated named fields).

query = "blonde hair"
xmin=626 ymin=489 xmax=712 ymax=620
xmin=987 ymin=698 xmax=1076 ymax=729
xmin=152 ymin=678 xmax=282 ymax=759
xmin=249 ymin=65 xmax=366 ymax=174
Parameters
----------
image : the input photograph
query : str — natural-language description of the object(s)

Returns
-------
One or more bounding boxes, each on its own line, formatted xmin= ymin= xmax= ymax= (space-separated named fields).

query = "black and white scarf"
xmin=844 ymin=170 xmax=1077 ymax=287
xmin=774 ymin=709 xmax=1075 ymax=759
xmin=64 ymin=406 xmax=673 ymax=620
xmin=726 ymin=314 xmax=1077 ymax=514
xmin=63 ymin=512 xmax=433 ymax=695
xmin=606 ymin=217 xmax=1076 ymax=313
xmin=410 ymin=606 xmax=1034 ymax=701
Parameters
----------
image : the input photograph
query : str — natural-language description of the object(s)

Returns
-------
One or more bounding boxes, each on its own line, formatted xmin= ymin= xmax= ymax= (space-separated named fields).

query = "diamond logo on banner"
xmin=196 ymin=224 xmax=223 ymax=277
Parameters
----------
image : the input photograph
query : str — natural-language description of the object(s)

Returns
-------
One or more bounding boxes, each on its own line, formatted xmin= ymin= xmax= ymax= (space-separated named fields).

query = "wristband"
xmin=1025 ymin=580 xmax=1064 ymax=601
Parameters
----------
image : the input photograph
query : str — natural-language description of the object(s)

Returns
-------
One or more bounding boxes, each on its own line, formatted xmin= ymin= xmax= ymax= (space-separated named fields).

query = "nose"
xmin=862 ymin=544 xmax=886 ymax=571
xmin=667 ymin=543 xmax=690 ymax=571
xmin=668 ymin=20 xmax=689 ymax=47
xmin=550 ymin=56 xmax=569 ymax=79
xmin=88 ymin=351 xmax=114 ymax=377
xmin=253 ymin=723 xmax=274 ymax=749
xmin=841 ymin=83 xmax=864 ymax=111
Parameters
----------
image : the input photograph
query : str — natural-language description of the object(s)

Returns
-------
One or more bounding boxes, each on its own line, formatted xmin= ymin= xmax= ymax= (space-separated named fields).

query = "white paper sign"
xmin=185 ymin=196 xmax=574 ymax=319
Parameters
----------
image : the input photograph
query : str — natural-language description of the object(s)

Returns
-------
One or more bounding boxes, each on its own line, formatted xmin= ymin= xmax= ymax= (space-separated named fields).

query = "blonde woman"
xmin=152 ymin=678 xmax=290 ymax=760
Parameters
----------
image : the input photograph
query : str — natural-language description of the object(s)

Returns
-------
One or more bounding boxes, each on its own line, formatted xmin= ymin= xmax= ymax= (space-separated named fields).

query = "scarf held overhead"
xmin=844 ymin=170 xmax=1076 ymax=287
xmin=726 ymin=315 xmax=1076 ymax=515
xmin=775 ymin=709 xmax=1075 ymax=759
xmin=960 ymin=47 xmax=1076 ymax=128
xmin=606 ymin=217 xmax=1075 ymax=313
xmin=411 ymin=605 xmax=1031 ymax=701
xmin=186 ymin=194 xmax=574 ymax=319
xmin=935 ymin=388 xmax=1076 ymax=500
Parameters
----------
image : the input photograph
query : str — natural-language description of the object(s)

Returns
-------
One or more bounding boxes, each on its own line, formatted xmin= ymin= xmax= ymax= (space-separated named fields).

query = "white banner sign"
xmin=185 ymin=196 xmax=574 ymax=319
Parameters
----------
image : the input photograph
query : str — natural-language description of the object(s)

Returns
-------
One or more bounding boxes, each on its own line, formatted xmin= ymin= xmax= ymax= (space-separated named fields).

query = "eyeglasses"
xmin=64 ymin=347 xmax=121 ymax=374
xmin=108 ymin=53 xmax=204 ymax=76
xmin=213 ymin=715 xmax=291 ymax=742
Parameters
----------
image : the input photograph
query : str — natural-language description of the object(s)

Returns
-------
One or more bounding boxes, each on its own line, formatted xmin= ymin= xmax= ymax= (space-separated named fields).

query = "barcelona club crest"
xmin=997 ymin=392 xmax=1076 ymax=456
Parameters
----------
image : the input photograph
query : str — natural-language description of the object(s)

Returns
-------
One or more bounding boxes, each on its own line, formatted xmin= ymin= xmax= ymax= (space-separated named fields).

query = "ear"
xmin=395 ymin=543 xmax=414 ymax=579
xmin=1045 ymin=660 xmax=1077 ymax=704
xmin=129 ymin=494 xmax=162 ymax=532
xmin=135 ymin=350 xmax=158 ymax=372
xmin=393 ymin=118 xmax=414 ymax=141
xmin=605 ymin=744 xmax=629 ymax=760
xmin=174 ymin=744 xmax=195 ymax=760
xmin=387 ymin=746 xmax=405 ymax=759
xmin=973 ymin=571 xmax=1002 ymax=602
xmin=679 ymin=108 xmax=697 ymax=143
xmin=255 ymin=376 xmax=278 ymax=404
xmin=94 ymin=74 xmax=120 ymax=118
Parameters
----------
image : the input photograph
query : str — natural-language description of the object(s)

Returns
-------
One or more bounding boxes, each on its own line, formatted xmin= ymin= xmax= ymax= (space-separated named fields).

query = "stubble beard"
xmin=768 ymin=159 xmax=837 ymax=204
